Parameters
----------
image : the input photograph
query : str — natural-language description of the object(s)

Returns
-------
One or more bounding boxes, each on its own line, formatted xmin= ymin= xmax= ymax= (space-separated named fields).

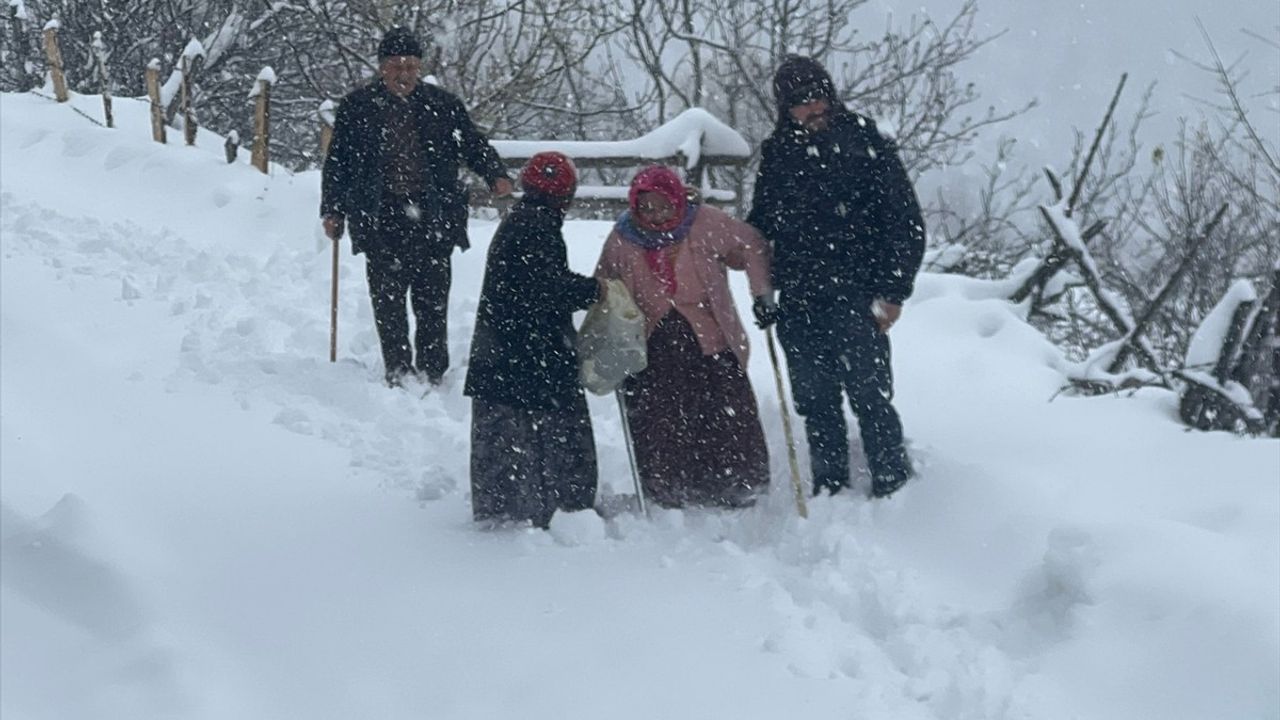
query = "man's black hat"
xmin=378 ymin=27 xmax=423 ymax=61
xmin=773 ymin=55 xmax=837 ymax=114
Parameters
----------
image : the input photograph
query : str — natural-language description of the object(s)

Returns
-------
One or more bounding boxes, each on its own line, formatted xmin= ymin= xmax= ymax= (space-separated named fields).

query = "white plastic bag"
xmin=578 ymin=279 xmax=647 ymax=395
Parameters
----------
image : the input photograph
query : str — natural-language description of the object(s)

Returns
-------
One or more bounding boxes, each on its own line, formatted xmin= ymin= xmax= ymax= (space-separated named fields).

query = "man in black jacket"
xmin=747 ymin=55 xmax=926 ymax=498
xmin=321 ymin=27 xmax=513 ymax=387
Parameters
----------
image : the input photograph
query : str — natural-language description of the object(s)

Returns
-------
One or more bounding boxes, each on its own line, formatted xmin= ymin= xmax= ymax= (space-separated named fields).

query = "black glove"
xmin=752 ymin=294 xmax=779 ymax=329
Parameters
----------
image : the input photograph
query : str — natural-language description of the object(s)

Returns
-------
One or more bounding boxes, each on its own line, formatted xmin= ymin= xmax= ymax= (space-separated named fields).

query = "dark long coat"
xmin=746 ymin=108 xmax=926 ymax=308
xmin=464 ymin=196 xmax=600 ymax=410
xmin=320 ymin=81 xmax=508 ymax=255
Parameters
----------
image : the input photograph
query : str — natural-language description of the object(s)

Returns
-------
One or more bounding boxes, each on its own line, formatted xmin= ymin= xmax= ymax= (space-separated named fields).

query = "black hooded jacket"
xmin=747 ymin=56 xmax=925 ymax=308
xmin=320 ymin=80 xmax=509 ymax=255
xmin=464 ymin=195 xmax=600 ymax=410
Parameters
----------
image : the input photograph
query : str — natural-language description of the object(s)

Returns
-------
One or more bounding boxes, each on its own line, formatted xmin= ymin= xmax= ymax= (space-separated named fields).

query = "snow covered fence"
xmin=248 ymin=67 xmax=275 ymax=174
xmin=480 ymin=108 xmax=751 ymax=213
xmin=90 ymin=31 xmax=112 ymax=128
xmin=40 ymin=19 xmax=66 ymax=102
xmin=145 ymin=59 xmax=164 ymax=144
xmin=175 ymin=39 xmax=205 ymax=146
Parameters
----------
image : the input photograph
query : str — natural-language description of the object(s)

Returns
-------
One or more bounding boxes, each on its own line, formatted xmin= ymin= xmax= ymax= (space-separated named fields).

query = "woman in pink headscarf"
xmin=595 ymin=166 xmax=774 ymax=509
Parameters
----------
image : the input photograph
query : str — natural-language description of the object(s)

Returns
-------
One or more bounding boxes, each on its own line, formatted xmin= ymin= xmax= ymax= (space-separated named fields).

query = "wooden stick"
xmin=251 ymin=78 xmax=270 ymax=174
xmin=145 ymin=61 xmax=165 ymax=144
xmin=224 ymin=134 xmax=238 ymax=164
xmin=318 ymin=100 xmax=335 ymax=160
xmin=91 ymin=31 xmax=112 ymax=127
xmin=180 ymin=55 xmax=197 ymax=146
xmin=765 ymin=328 xmax=808 ymax=518
xmin=42 ymin=25 xmax=67 ymax=102
xmin=329 ymin=233 xmax=339 ymax=363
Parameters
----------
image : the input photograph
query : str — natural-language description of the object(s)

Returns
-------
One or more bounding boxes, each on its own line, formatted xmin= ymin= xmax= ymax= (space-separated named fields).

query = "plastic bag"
xmin=578 ymin=279 xmax=647 ymax=395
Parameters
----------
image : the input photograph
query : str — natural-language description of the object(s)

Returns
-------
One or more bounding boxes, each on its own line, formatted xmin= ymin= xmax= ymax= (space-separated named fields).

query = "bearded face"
xmin=788 ymin=98 xmax=832 ymax=133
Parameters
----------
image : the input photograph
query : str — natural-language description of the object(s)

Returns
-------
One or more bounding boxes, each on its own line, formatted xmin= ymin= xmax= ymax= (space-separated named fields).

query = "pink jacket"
xmin=595 ymin=205 xmax=772 ymax=366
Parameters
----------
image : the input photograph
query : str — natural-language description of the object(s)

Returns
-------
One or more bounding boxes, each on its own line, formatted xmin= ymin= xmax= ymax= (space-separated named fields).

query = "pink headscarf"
xmin=628 ymin=166 xmax=688 ymax=233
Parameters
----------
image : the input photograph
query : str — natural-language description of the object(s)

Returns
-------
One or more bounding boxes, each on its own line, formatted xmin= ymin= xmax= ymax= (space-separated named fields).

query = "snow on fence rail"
xmin=480 ymin=108 xmax=752 ymax=213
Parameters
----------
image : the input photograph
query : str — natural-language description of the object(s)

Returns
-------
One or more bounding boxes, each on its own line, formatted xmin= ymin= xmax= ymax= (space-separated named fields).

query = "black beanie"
xmin=378 ymin=27 xmax=422 ymax=61
xmin=773 ymin=55 xmax=837 ymax=115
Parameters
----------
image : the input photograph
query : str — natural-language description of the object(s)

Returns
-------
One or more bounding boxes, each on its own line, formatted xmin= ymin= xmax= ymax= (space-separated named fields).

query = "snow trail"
xmin=3 ymin=91 xmax=1276 ymax=720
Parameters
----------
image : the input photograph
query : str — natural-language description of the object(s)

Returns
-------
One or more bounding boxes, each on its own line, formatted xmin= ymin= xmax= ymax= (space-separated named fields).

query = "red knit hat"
xmin=520 ymin=151 xmax=577 ymax=198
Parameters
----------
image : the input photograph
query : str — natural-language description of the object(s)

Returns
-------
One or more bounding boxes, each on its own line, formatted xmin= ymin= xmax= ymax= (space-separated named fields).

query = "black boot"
xmin=812 ymin=476 xmax=850 ymax=497
xmin=870 ymin=472 xmax=908 ymax=498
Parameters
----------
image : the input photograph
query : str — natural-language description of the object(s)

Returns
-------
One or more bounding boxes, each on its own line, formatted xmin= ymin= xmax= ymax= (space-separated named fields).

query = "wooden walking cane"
xmin=765 ymin=328 xmax=808 ymax=518
xmin=321 ymin=107 xmax=338 ymax=363
xmin=615 ymin=389 xmax=649 ymax=518
xmin=329 ymin=232 xmax=339 ymax=362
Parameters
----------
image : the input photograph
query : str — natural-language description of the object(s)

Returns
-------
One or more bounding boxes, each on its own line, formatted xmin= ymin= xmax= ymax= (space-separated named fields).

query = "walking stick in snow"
xmin=329 ymin=233 xmax=339 ymax=362
xmin=615 ymin=389 xmax=650 ymax=518
xmin=765 ymin=328 xmax=808 ymax=518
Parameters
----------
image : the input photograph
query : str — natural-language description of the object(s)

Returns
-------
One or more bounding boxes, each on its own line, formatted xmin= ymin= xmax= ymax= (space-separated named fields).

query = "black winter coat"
xmin=320 ymin=81 xmax=508 ymax=255
xmin=464 ymin=197 xmax=600 ymax=410
xmin=747 ymin=110 xmax=926 ymax=308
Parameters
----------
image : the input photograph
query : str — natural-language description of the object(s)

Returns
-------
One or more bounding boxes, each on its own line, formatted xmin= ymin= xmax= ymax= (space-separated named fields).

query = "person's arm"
xmin=320 ymin=98 xmax=357 ymax=230
xmin=506 ymin=215 xmax=599 ymax=314
xmin=746 ymin=139 xmax=791 ymax=296
xmin=869 ymin=132 xmax=926 ymax=306
xmin=744 ymin=141 xmax=780 ymax=241
xmin=450 ymin=96 xmax=512 ymax=195
xmin=593 ymin=232 xmax=623 ymax=281
xmin=716 ymin=210 xmax=778 ymax=328
xmin=719 ymin=214 xmax=773 ymax=299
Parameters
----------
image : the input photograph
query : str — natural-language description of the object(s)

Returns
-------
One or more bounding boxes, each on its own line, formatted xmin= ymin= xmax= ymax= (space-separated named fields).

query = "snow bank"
xmin=2 ymin=90 xmax=1277 ymax=720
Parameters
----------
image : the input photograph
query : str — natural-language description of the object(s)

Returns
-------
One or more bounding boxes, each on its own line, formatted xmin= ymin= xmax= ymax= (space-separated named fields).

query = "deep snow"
xmin=1 ymin=92 xmax=1277 ymax=720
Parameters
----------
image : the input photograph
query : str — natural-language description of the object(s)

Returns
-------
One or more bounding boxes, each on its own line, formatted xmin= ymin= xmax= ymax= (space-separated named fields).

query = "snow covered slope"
xmin=2 ymin=92 xmax=1277 ymax=720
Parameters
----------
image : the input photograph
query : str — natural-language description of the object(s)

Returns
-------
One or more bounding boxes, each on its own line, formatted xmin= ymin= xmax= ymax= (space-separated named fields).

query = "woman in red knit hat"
xmin=595 ymin=166 xmax=774 ymax=509
xmin=465 ymin=152 xmax=604 ymax=528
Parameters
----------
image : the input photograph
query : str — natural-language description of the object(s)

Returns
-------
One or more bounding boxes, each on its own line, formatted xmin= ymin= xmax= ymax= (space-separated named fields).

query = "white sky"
xmin=900 ymin=0 xmax=1280 ymax=166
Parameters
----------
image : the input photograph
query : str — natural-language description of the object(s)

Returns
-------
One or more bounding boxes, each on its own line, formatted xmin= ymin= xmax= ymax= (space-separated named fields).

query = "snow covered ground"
xmin=2 ymin=92 xmax=1277 ymax=720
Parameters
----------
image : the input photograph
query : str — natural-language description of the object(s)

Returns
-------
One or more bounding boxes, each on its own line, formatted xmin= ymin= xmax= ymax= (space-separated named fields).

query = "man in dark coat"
xmin=747 ymin=55 xmax=926 ymax=498
xmin=464 ymin=152 xmax=603 ymax=528
xmin=321 ymin=27 xmax=513 ymax=387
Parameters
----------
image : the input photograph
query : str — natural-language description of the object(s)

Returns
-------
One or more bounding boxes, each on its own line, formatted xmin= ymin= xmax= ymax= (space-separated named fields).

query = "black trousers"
xmin=778 ymin=302 xmax=909 ymax=494
xmin=363 ymin=197 xmax=453 ymax=383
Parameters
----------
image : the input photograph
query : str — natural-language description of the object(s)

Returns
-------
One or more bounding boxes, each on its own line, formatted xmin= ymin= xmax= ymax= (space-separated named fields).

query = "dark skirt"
xmin=622 ymin=312 xmax=770 ymax=508
xmin=470 ymin=395 xmax=598 ymax=528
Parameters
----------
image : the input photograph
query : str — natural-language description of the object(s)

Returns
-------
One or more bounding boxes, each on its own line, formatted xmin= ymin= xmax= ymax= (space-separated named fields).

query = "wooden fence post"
xmin=180 ymin=55 xmax=197 ymax=145
xmin=224 ymin=130 xmax=239 ymax=164
xmin=91 ymin=31 xmax=113 ymax=128
xmin=318 ymin=99 xmax=335 ymax=161
xmin=9 ymin=4 xmax=37 ymax=91
xmin=249 ymin=67 xmax=275 ymax=174
xmin=41 ymin=20 xmax=68 ymax=102
xmin=146 ymin=59 xmax=166 ymax=143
